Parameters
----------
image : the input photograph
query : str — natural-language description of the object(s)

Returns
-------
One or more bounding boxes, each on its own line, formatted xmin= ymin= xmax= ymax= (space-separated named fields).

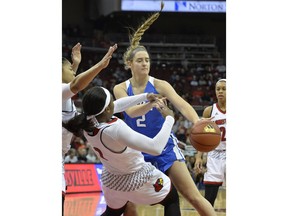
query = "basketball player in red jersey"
xmin=194 ymin=79 xmax=226 ymax=207
xmin=62 ymin=43 xmax=117 ymax=215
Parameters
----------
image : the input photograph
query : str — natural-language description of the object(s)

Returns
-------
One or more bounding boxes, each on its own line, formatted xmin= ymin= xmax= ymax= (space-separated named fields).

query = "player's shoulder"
xmin=62 ymin=82 xmax=74 ymax=100
xmin=114 ymin=80 xmax=126 ymax=87
xmin=154 ymin=78 xmax=172 ymax=90
xmin=204 ymin=105 xmax=213 ymax=111
xmin=203 ymin=105 xmax=213 ymax=118
xmin=154 ymin=77 xmax=169 ymax=85
xmin=113 ymin=80 xmax=127 ymax=91
xmin=62 ymin=82 xmax=69 ymax=89
xmin=104 ymin=117 xmax=126 ymax=132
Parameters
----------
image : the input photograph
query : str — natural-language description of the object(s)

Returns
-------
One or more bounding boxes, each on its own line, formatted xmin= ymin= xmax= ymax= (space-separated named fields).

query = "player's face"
xmin=62 ymin=61 xmax=76 ymax=83
xmin=215 ymin=81 xmax=226 ymax=102
xmin=130 ymin=51 xmax=150 ymax=76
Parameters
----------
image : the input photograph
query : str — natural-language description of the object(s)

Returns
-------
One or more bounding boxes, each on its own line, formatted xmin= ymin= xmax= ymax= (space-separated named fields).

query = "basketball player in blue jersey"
xmin=113 ymin=2 xmax=215 ymax=216
xmin=194 ymin=79 xmax=226 ymax=207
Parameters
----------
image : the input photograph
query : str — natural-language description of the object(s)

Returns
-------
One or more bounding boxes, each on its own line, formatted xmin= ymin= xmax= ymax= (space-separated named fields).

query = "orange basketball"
xmin=189 ymin=119 xmax=221 ymax=152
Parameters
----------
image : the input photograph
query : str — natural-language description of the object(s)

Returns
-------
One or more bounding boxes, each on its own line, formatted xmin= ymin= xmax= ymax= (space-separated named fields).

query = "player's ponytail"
xmin=123 ymin=1 xmax=164 ymax=70
xmin=62 ymin=114 xmax=86 ymax=137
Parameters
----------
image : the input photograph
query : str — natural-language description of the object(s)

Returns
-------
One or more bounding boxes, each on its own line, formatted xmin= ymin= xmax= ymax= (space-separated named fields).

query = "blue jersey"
xmin=124 ymin=76 xmax=184 ymax=173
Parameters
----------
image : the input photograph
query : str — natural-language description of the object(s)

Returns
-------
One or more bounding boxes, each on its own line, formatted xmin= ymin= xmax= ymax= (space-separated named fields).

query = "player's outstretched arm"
xmin=154 ymin=79 xmax=200 ymax=124
xmin=113 ymin=83 xmax=158 ymax=118
xmin=115 ymin=105 xmax=174 ymax=155
xmin=70 ymin=44 xmax=117 ymax=94
xmin=113 ymin=93 xmax=163 ymax=114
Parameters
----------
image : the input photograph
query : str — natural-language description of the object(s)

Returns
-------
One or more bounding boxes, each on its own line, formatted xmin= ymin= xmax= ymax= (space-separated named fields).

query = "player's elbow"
xmin=69 ymin=81 xmax=80 ymax=94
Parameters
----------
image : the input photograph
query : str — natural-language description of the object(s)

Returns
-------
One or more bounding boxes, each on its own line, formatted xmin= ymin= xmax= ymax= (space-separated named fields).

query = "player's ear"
xmin=127 ymin=60 xmax=132 ymax=68
xmin=105 ymin=106 xmax=111 ymax=113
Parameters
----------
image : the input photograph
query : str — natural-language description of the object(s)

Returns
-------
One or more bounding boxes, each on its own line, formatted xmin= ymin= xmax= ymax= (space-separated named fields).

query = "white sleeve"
xmin=114 ymin=116 xmax=175 ymax=155
xmin=62 ymin=83 xmax=75 ymax=101
xmin=113 ymin=93 xmax=148 ymax=114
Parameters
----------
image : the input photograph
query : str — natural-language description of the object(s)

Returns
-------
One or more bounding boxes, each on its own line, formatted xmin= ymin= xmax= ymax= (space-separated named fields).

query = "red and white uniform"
xmin=62 ymin=89 xmax=159 ymax=194
xmin=204 ymin=103 xmax=226 ymax=185
xmin=62 ymin=83 xmax=78 ymax=157
xmin=84 ymin=115 xmax=175 ymax=208
xmin=62 ymin=83 xmax=78 ymax=193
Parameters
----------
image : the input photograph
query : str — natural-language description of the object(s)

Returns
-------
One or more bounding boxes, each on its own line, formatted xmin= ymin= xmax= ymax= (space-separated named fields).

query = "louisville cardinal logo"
xmin=153 ymin=178 xmax=164 ymax=192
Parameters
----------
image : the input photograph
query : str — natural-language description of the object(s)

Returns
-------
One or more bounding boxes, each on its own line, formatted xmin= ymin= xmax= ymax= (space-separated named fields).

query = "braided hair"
xmin=123 ymin=1 xmax=164 ymax=70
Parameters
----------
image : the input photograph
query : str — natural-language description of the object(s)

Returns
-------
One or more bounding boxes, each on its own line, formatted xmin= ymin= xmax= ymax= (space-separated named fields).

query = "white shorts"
xmin=204 ymin=150 xmax=226 ymax=185
xmin=102 ymin=168 xmax=171 ymax=209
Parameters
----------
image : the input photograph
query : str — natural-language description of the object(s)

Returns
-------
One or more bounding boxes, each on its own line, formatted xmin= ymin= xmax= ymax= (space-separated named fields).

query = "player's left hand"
xmin=71 ymin=42 xmax=82 ymax=65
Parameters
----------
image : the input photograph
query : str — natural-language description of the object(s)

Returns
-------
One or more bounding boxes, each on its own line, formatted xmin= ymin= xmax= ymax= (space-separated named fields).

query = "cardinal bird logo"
xmin=153 ymin=178 xmax=164 ymax=192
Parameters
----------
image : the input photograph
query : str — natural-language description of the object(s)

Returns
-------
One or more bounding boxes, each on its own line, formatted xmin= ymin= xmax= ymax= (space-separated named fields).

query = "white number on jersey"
xmin=136 ymin=115 xmax=146 ymax=127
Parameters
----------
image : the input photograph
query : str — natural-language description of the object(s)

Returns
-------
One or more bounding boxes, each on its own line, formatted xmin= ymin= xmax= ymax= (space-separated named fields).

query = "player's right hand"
xmin=194 ymin=158 xmax=203 ymax=173
xmin=155 ymin=99 xmax=174 ymax=118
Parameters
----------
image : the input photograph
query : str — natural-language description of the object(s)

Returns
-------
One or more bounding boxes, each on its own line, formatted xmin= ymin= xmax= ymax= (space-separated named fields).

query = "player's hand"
xmin=98 ymin=44 xmax=118 ymax=69
xmin=200 ymin=116 xmax=215 ymax=121
xmin=194 ymin=116 xmax=214 ymax=125
xmin=146 ymin=93 xmax=165 ymax=103
xmin=155 ymin=99 xmax=174 ymax=118
xmin=71 ymin=42 xmax=82 ymax=65
xmin=194 ymin=158 xmax=203 ymax=173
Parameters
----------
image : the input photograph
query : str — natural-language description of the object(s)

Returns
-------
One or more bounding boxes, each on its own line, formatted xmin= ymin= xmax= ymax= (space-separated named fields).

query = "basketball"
xmin=189 ymin=119 xmax=221 ymax=152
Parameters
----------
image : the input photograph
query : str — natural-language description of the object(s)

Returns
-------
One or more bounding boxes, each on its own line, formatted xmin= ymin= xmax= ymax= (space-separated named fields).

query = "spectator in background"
xmin=190 ymin=75 xmax=199 ymax=86
xmin=216 ymin=61 xmax=226 ymax=73
xmin=198 ymin=75 xmax=207 ymax=86
xmin=192 ymin=86 xmax=204 ymax=98
xmin=70 ymin=136 xmax=86 ymax=150
xmin=183 ymin=116 xmax=192 ymax=131
xmin=64 ymin=148 xmax=78 ymax=163
xmin=170 ymin=70 xmax=180 ymax=84
xmin=92 ymin=76 xmax=103 ymax=86
xmin=172 ymin=113 xmax=181 ymax=134
xmin=201 ymin=86 xmax=213 ymax=104
xmin=113 ymin=66 xmax=127 ymax=83
xmin=86 ymin=146 xmax=100 ymax=163
xmin=76 ymin=145 xmax=88 ymax=163
xmin=175 ymin=121 xmax=187 ymax=143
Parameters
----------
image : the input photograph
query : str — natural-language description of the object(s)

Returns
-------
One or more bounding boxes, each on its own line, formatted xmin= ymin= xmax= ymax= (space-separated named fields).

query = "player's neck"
xmin=130 ymin=76 xmax=149 ymax=88
xmin=217 ymin=102 xmax=226 ymax=112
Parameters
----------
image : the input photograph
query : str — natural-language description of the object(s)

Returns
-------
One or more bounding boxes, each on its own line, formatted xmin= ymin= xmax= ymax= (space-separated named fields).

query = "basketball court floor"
xmin=64 ymin=187 xmax=226 ymax=216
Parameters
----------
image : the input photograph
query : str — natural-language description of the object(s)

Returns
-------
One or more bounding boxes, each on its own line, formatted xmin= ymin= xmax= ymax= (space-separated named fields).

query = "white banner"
xmin=121 ymin=0 xmax=226 ymax=13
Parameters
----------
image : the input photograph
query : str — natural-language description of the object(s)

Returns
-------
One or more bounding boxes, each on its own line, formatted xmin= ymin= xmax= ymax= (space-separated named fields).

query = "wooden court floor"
xmin=64 ymin=188 xmax=226 ymax=216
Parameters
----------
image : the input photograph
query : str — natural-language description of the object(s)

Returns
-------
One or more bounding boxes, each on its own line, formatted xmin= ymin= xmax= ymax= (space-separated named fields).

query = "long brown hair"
xmin=123 ymin=1 xmax=164 ymax=70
